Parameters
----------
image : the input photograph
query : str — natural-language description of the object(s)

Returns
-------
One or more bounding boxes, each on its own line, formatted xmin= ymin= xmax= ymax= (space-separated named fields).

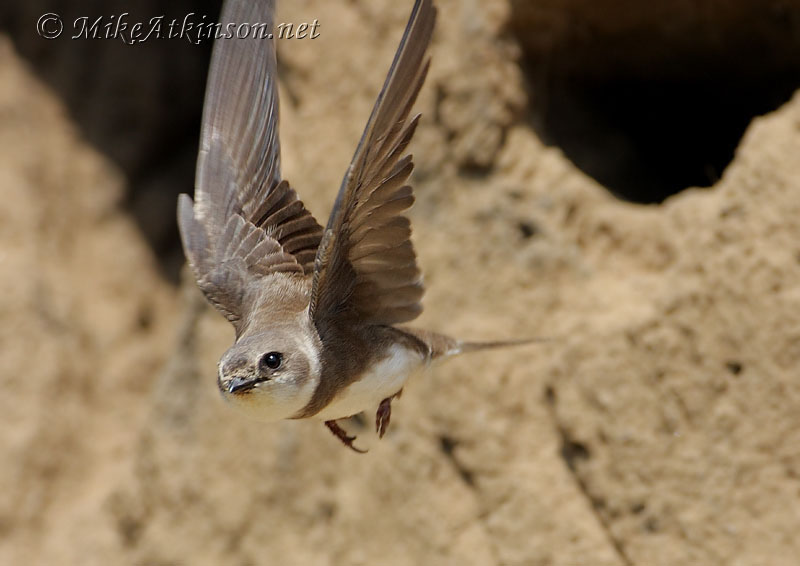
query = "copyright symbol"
xmin=37 ymin=13 xmax=63 ymax=40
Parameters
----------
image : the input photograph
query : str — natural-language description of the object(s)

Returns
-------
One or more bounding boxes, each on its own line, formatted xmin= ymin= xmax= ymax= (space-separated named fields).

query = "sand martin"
xmin=178 ymin=0 xmax=535 ymax=452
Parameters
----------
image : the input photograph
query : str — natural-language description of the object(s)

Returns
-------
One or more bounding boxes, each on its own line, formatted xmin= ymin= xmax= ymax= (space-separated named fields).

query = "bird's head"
xmin=217 ymin=319 xmax=322 ymax=422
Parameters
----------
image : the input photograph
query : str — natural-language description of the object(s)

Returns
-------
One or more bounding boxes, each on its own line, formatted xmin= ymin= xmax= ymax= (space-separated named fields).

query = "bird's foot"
xmin=325 ymin=420 xmax=367 ymax=453
xmin=376 ymin=389 xmax=403 ymax=439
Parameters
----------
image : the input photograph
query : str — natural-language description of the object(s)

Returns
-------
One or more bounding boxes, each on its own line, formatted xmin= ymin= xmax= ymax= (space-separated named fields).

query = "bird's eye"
xmin=260 ymin=351 xmax=283 ymax=371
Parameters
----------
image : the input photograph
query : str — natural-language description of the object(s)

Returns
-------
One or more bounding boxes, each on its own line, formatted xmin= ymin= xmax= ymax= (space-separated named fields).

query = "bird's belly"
xmin=314 ymin=344 xmax=425 ymax=421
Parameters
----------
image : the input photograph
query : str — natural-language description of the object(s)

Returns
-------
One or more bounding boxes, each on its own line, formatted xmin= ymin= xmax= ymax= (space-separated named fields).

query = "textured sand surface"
xmin=2 ymin=1 xmax=800 ymax=564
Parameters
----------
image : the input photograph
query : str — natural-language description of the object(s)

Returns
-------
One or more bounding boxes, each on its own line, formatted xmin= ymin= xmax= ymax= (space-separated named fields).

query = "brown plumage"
xmin=178 ymin=0 xmax=538 ymax=452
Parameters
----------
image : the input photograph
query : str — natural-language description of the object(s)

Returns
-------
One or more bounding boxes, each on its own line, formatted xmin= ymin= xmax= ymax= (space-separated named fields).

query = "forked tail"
xmin=398 ymin=327 xmax=549 ymax=360
xmin=455 ymin=337 xmax=550 ymax=356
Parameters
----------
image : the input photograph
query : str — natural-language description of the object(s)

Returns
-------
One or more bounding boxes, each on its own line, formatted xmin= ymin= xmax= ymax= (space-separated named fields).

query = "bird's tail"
xmin=455 ymin=337 xmax=550 ymax=356
xmin=398 ymin=327 xmax=549 ymax=361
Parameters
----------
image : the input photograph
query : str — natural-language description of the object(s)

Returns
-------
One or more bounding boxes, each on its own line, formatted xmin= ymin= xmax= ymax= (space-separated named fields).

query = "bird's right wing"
xmin=178 ymin=0 xmax=323 ymax=331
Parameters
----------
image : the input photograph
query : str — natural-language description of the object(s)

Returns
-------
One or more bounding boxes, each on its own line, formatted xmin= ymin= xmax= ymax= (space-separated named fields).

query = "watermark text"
xmin=36 ymin=13 xmax=320 ymax=44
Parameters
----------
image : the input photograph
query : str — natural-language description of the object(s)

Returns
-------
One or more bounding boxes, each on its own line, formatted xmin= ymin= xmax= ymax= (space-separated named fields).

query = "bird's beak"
xmin=227 ymin=376 xmax=266 ymax=394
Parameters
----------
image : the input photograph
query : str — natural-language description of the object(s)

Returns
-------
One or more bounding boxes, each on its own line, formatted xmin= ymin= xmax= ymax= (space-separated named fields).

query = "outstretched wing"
xmin=178 ymin=0 xmax=322 ymax=330
xmin=309 ymin=0 xmax=436 ymax=329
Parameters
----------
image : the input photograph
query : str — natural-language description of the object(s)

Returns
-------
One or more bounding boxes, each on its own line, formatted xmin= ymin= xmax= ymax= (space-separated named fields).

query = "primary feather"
xmin=309 ymin=0 xmax=436 ymax=329
xmin=177 ymin=0 xmax=323 ymax=332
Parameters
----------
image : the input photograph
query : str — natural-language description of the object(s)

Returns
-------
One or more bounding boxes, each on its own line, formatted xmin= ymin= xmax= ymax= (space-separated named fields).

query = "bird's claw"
xmin=376 ymin=389 xmax=403 ymax=439
xmin=325 ymin=420 xmax=367 ymax=453
xmin=324 ymin=389 xmax=404 ymax=450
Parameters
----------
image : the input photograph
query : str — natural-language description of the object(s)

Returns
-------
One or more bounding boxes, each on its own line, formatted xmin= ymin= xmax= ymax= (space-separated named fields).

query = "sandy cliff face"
xmin=1 ymin=1 xmax=800 ymax=565
xmin=0 ymin=36 xmax=176 ymax=565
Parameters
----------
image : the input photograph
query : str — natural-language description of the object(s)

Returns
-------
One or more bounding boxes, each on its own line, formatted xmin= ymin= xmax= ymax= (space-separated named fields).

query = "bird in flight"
xmin=178 ymin=0 xmax=535 ymax=452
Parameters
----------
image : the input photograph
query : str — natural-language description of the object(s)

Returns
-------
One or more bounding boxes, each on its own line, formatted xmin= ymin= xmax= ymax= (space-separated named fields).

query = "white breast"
xmin=314 ymin=344 xmax=426 ymax=421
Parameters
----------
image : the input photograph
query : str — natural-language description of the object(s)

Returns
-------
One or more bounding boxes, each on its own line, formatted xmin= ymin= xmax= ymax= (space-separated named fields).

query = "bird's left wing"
xmin=178 ymin=0 xmax=323 ymax=331
xmin=309 ymin=0 xmax=436 ymax=329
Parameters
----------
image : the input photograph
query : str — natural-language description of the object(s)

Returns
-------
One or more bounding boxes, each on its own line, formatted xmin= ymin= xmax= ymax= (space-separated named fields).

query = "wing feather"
xmin=177 ymin=0 xmax=322 ymax=329
xmin=310 ymin=0 xmax=436 ymax=328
